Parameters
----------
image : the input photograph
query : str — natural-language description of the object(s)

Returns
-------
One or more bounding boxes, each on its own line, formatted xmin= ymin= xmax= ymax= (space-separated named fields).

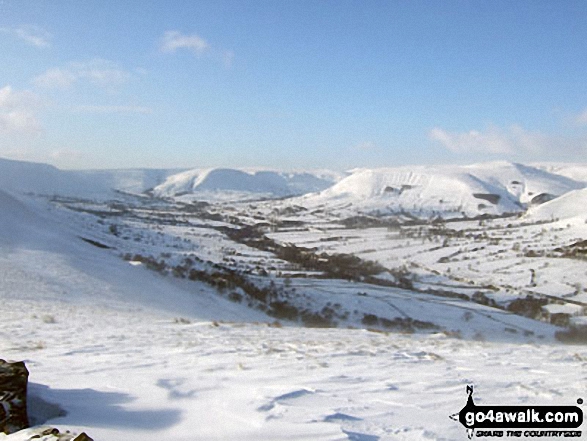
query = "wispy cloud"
xmin=0 ymin=85 xmax=42 ymax=136
xmin=160 ymin=31 xmax=210 ymax=55
xmin=0 ymin=25 xmax=52 ymax=48
xmin=33 ymin=59 xmax=132 ymax=90
xmin=429 ymin=125 xmax=549 ymax=155
xmin=32 ymin=67 xmax=77 ymax=89
xmin=159 ymin=30 xmax=233 ymax=68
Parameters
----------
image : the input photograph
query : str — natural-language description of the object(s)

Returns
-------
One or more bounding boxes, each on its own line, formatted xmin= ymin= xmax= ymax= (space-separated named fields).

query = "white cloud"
xmin=0 ymin=85 xmax=42 ymax=136
xmin=32 ymin=68 xmax=77 ymax=89
xmin=159 ymin=31 xmax=233 ymax=68
xmin=160 ymin=31 xmax=210 ymax=55
xmin=33 ymin=59 xmax=132 ymax=90
xmin=0 ymin=25 xmax=52 ymax=48
xmin=429 ymin=125 xmax=549 ymax=155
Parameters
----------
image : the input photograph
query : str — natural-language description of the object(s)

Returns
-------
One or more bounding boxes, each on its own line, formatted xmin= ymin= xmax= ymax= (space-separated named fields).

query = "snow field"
xmin=1 ymin=296 xmax=586 ymax=441
xmin=2 ymin=158 xmax=587 ymax=440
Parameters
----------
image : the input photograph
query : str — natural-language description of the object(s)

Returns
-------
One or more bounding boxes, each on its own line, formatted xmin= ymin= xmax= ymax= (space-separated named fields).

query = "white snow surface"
xmin=533 ymin=162 xmax=587 ymax=184
xmin=1 ymin=158 xmax=587 ymax=440
xmin=152 ymin=167 xmax=346 ymax=199
xmin=0 ymin=158 xmax=182 ymax=199
xmin=526 ymin=187 xmax=587 ymax=221
xmin=300 ymin=161 xmax=584 ymax=218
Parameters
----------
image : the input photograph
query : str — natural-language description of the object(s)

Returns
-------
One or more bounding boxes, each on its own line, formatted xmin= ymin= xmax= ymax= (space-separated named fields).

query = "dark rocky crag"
xmin=0 ymin=359 xmax=29 ymax=434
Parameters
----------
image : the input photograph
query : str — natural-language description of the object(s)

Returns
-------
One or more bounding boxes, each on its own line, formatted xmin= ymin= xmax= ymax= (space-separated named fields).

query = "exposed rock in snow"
xmin=0 ymin=426 xmax=92 ymax=441
xmin=0 ymin=360 xmax=29 ymax=434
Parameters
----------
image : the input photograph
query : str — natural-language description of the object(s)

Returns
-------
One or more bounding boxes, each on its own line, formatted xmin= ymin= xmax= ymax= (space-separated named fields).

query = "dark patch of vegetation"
xmin=127 ymin=254 xmax=167 ymax=273
xmin=472 ymin=193 xmax=501 ymax=205
xmin=555 ymin=326 xmax=587 ymax=344
xmin=79 ymin=237 xmax=112 ymax=249
xmin=553 ymin=240 xmax=587 ymax=260
xmin=506 ymin=295 xmax=548 ymax=320
xmin=530 ymin=193 xmax=556 ymax=205
xmin=220 ymin=225 xmax=389 ymax=282
xmin=361 ymin=313 xmax=438 ymax=333
xmin=472 ymin=292 xmax=498 ymax=307
xmin=341 ymin=216 xmax=401 ymax=229
xmin=549 ymin=313 xmax=571 ymax=327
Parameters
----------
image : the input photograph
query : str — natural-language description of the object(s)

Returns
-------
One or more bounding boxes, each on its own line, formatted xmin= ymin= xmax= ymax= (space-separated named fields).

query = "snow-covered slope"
xmin=2 ymin=156 xmax=583 ymax=214
xmin=0 ymin=158 xmax=113 ymax=198
xmin=2 ymin=299 xmax=584 ymax=441
xmin=300 ymin=161 xmax=584 ymax=218
xmin=0 ymin=157 xmax=191 ymax=198
xmin=1 ymin=160 xmax=585 ymax=440
xmin=72 ymin=168 xmax=185 ymax=195
xmin=526 ymin=187 xmax=587 ymax=221
xmin=533 ymin=162 xmax=587 ymax=184
xmin=152 ymin=168 xmax=345 ymax=199
xmin=0 ymin=187 xmax=266 ymax=321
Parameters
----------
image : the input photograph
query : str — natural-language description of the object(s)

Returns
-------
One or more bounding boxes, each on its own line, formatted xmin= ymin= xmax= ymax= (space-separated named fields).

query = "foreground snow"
xmin=1 ymin=295 xmax=586 ymax=441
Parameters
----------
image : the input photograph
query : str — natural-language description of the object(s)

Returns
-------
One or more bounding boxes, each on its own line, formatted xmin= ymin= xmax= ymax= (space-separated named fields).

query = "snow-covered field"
xmin=2 ymin=296 xmax=586 ymax=441
xmin=1 ymin=157 xmax=586 ymax=440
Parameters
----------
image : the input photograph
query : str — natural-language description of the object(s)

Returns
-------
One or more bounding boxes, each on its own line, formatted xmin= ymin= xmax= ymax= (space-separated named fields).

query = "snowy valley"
xmin=1 ymin=157 xmax=586 ymax=440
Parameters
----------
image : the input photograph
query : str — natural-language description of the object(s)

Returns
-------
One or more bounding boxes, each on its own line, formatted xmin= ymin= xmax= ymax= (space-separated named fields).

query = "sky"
xmin=1 ymin=0 xmax=587 ymax=170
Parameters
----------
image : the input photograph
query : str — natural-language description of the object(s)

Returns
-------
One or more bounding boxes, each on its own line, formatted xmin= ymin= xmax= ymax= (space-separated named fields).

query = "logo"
xmin=450 ymin=385 xmax=584 ymax=439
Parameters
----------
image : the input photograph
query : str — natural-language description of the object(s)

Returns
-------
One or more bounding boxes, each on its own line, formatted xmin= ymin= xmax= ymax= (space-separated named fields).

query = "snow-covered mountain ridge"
xmin=151 ymin=167 xmax=347 ymax=200
xmin=298 ymin=161 xmax=585 ymax=218
xmin=3 ymin=157 xmax=584 ymax=219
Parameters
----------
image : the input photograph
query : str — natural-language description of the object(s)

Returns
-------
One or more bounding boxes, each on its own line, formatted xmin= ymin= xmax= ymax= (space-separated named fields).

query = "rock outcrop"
xmin=0 ymin=360 xmax=29 ymax=434
xmin=1 ymin=360 xmax=94 ymax=440
xmin=0 ymin=426 xmax=94 ymax=440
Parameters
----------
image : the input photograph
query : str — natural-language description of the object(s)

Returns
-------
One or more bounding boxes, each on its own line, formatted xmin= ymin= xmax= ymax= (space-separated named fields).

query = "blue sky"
xmin=1 ymin=1 xmax=586 ymax=170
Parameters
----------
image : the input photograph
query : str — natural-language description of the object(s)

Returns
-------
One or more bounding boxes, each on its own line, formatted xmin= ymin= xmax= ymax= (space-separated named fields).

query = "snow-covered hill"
xmin=533 ymin=162 xmax=587 ymax=184
xmin=152 ymin=168 xmax=345 ymax=199
xmin=1 ymin=157 xmax=586 ymax=440
xmin=0 ymin=186 xmax=265 ymax=321
xmin=526 ymin=187 xmax=587 ymax=221
xmin=0 ymin=158 xmax=110 ymax=198
xmin=0 ymin=158 xmax=183 ymax=199
xmin=299 ymin=161 xmax=584 ymax=218
xmin=73 ymin=168 xmax=184 ymax=195
xmin=2 ymin=156 xmax=584 ymax=215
